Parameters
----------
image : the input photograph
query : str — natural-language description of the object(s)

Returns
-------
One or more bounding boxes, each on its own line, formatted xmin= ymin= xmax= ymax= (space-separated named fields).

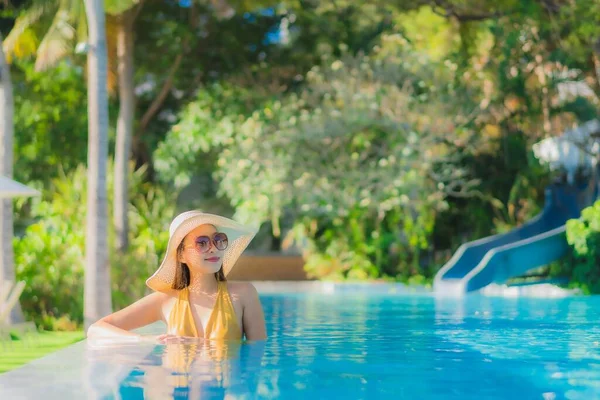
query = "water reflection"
xmin=85 ymin=339 xmax=265 ymax=399
xmin=433 ymin=294 xmax=600 ymax=399
xmin=77 ymin=293 xmax=600 ymax=399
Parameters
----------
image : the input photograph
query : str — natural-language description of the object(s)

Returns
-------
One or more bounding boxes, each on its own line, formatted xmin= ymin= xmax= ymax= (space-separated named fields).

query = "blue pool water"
xmin=3 ymin=290 xmax=597 ymax=399
xmin=109 ymin=292 xmax=600 ymax=399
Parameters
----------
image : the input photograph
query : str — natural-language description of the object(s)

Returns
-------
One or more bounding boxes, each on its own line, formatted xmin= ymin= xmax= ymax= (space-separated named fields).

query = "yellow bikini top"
xmin=167 ymin=281 xmax=242 ymax=340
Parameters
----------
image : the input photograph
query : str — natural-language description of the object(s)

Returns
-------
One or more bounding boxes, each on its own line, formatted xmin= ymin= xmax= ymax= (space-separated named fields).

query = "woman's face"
xmin=179 ymin=224 xmax=227 ymax=275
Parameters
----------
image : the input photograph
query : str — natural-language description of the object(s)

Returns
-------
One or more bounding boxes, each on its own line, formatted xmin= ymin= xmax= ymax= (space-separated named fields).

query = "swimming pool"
xmin=1 ymin=284 xmax=599 ymax=399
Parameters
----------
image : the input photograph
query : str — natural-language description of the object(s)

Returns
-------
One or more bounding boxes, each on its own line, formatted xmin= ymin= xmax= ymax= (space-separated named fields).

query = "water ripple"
xmin=83 ymin=293 xmax=600 ymax=399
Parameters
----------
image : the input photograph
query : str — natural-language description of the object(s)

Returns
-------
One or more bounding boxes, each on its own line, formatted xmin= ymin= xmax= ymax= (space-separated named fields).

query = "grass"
xmin=0 ymin=330 xmax=85 ymax=374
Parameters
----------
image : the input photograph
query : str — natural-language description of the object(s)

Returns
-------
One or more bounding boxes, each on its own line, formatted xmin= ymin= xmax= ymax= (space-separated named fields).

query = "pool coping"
xmin=0 ymin=324 xmax=164 ymax=399
xmin=249 ymin=280 xmax=580 ymax=298
xmin=250 ymin=280 xmax=431 ymax=295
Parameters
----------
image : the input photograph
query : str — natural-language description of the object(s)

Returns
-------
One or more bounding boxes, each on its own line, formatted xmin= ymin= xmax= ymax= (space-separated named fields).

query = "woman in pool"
xmin=87 ymin=210 xmax=267 ymax=343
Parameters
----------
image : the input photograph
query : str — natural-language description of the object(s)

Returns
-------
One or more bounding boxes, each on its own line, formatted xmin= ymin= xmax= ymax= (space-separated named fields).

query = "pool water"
xmin=2 ymin=290 xmax=600 ymax=399
xmin=113 ymin=292 xmax=600 ymax=399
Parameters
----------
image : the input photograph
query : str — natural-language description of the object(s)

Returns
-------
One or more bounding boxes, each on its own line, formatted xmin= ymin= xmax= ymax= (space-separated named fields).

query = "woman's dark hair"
xmin=172 ymin=241 xmax=226 ymax=290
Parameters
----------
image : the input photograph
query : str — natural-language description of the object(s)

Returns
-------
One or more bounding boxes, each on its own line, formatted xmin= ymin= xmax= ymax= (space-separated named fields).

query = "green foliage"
xmin=298 ymin=205 xmax=436 ymax=281
xmin=8 ymin=0 xmax=600 ymax=295
xmin=110 ymin=183 xmax=175 ymax=311
xmin=218 ymin=38 xmax=475 ymax=281
xmin=12 ymin=60 xmax=88 ymax=186
xmin=481 ymin=2 xmax=598 ymax=134
xmin=394 ymin=7 xmax=459 ymax=62
xmin=104 ymin=0 xmax=140 ymax=16
xmin=427 ymin=0 xmax=596 ymax=264
xmin=13 ymin=164 xmax=176 ymax=329
xmin=3 ymin=0 xmax=88 ymax=71
xmin=439 ymin=136 xmax=551 ymax=247
xmin=13 ymin=168 xmax=86 ymax=330
xmin=556 ymin=0 xmax=600 ymax=68
xmin=154 ymin=83 xmax=269 ymax=188
xmin=552 ymin=201 xmax=600 ymax=295
xmin=158 ymin=34 xmax=477 ymax=281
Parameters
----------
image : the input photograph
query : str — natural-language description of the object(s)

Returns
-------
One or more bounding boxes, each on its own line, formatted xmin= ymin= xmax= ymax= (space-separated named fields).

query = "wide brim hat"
xmin=146 ymin=210 xmax=258 ymax=293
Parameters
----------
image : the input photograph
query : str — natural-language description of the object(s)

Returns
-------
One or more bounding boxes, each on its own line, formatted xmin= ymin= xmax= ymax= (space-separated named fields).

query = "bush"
xmin=551 ymin=201 xmax=600 ymax=294
xmin=296 ymin=205 xmax=436 ymax=282
xmin=14 ymin=164 xmax=176 ymax=329
xmin=13 ymin=170 xmax=87 ymax=330
xmin=110 ymin=186 xmax=175 ymax=311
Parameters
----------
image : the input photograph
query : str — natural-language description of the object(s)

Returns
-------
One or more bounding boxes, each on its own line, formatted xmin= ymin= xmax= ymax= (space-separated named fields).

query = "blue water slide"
xmin=433 ymin=184 xmax=593 ymax=295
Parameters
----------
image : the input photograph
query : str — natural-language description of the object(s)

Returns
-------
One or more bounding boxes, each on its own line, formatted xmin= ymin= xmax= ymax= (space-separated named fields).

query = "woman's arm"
xmin=241 ymin=283 xmax=267 ymax=340
xmin=87 ymin=291 xmax=167 ymax=341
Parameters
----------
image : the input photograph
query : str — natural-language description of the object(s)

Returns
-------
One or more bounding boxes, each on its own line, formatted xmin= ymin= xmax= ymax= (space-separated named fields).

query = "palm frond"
xmin=7 ymin=28 xmax=39 ymax=62
xmin=3 ymin=1 xmax=59 ymax=61
xmin=35 ymin=9 xmax=76 ymax=71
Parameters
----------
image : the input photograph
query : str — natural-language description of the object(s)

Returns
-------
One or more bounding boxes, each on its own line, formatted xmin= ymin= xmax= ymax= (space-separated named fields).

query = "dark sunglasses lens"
xmin=195 ymin=236 xmax=211 ymax=252
xmin=214 ymin=233 xmax=228 ymax=250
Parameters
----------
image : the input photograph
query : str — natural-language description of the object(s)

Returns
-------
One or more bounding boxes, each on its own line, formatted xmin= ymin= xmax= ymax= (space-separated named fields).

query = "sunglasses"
xmin=191 ymin=232 xmax=229 ymax=253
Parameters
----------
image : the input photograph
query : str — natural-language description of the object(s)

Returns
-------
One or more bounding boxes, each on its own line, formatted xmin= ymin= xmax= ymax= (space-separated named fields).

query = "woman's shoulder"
xmin=144 ymin=290 xmax=180 ymax=322
xmin=144 ymin=289 xmax=179 ymax=304
xmin=226 ymin=281 xmax=259 ymax=299
xmin=227 ymin=281 xmax=257 ymax=292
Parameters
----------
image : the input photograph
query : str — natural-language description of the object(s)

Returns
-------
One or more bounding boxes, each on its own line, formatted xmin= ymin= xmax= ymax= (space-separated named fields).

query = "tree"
xmin=83 ymin=0 xmax=111 ymax=329
xmin=111 ymin=2 xmax=143 ymax=253
xmin=113 ymin=0 xmax=237 ymax=251
xmin=156 ymin=35 xmax=480 ymax=279
xmin=0 ymin=33 xmax=25 ymax=324
xmin=4 ymin=0 xmax=241 ymax=253
xmin=3 ymin=0 xmax=143 ymax=253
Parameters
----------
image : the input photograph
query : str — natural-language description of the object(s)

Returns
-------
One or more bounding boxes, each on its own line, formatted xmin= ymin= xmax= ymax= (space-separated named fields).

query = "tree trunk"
xmin=83 ymin=0 xmax=112 ymax=330
xmin=114 ymin=14 xmax=135 ymax=253
xmin=0 ymin=34 xmax=24 ymax=324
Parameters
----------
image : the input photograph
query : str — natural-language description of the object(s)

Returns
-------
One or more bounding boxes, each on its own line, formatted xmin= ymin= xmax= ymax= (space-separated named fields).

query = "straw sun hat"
xmin=146 ymin=210 xmax=258 ymax=293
